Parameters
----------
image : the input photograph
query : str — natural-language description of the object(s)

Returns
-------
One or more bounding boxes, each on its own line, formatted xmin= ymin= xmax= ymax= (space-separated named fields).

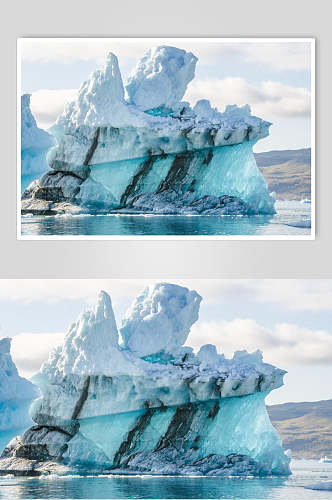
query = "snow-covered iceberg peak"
xmin=121 ymin=283 xmax=202 ymax=357
xmin=21 ymin=94 xmax=53 ymax=152
xmin=55 ymin=52 xmax=144 ymax=129
xmin=0 ymin=337 xmax=11 ymax=354
xmin=0 ymin=337 xmax=37 ymax=431
xmin=0 ymin=338 xmax=36 ymax=402
xmin=126 ymin=45 xmax=198 ymax=111
xmin=41 ymin=290 xmax=127 ymax=378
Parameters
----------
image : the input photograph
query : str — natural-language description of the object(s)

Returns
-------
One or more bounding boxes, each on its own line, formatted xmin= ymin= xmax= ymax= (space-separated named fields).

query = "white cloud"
xmin=187 ymin=319 xmax=332 ymax=367
xmin=20 ymin=39 xmax=150 ymax=64
xmin=248 ymin=280 xmax=332 ymax=312
xmin=11 ymin=332 xmax=65 ymax=379
xmin=20 ymin=39 xmax=311 ymax=72
xmin=0 ymin=279 xmax=156 ymax=305
xmin=30 ymin=89 xmax=77 ymax=129
xmin=240 ymin=42 xmax=311 ymax=71
xmin=1 ymin=280 xmax=332 ymax=312
xmin=189 ymin=42 xmax=311 ymax=71
xmin=197 ymin=279 xmax=332 ymax=312
xmin=185 ymin=77 xmax=311 ymax=120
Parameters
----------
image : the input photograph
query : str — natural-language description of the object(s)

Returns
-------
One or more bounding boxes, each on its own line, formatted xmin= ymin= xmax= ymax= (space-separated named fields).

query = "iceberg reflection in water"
xmin=20 ymin=201 xmax=311 ymax=237
xmin=0 ymin=461 xmax=331 ymax=499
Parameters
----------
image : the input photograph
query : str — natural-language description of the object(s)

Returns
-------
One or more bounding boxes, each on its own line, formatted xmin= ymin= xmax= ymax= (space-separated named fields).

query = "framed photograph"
xmin=17 ymin=38 xmax=315 ymax=239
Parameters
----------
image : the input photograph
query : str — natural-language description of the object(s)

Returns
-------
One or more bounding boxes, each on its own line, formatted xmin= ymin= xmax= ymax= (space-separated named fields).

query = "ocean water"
xmin=0 ymin=460 xmax=330 ymax=499
xmin=20 ymin=201 xmax=311 ymax=237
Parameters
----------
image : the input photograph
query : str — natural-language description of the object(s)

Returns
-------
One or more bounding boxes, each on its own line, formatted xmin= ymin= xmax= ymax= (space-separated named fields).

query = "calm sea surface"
xmin=20 ymin=201 xmax=311 ymax=237
xmin=0 ymin=460 xmax=330 ymax=499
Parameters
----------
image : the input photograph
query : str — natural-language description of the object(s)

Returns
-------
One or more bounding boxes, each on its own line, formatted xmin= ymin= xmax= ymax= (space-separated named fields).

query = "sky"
xmin=20 ymin=38 xmax=313 ymax=153
xmin=0 ymin=279 xmax=331 ymax=406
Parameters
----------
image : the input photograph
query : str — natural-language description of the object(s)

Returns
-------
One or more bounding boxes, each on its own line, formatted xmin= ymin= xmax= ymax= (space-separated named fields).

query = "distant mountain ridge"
xmin=255 ymin=148 xmax=311 ymax=201
xmin=268 ymin=398 xmax=332 ymax=459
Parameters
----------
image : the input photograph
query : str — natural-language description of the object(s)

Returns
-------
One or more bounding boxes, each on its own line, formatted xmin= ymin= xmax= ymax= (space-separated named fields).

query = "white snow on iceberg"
xmin=126 ymin=46 xmax=197 ymax=111
xmin=41 ymin=290 xmax=143 ymax=379
xmin=120 ymin=283 xmax=201 ymax=357
xmin=55 ymin=53 xmax=146 ymax=130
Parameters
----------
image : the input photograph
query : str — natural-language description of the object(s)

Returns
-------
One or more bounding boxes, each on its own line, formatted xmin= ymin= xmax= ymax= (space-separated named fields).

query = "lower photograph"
xmin=0 ymin=279 xmax=331 ymax=499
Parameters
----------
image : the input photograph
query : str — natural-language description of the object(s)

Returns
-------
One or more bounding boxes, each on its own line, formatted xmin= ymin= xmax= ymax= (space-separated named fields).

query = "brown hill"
xmin=267 ymin=399 xmax=332 ymax=459
xmin=255 ymin=148 xmax=311 ymax=201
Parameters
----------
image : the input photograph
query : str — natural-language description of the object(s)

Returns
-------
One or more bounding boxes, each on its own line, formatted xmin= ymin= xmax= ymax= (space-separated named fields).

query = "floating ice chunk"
xmin=286 ymin=219 xmax=311 ymax=228
xmin=126 ymin=46 xmax=198 ymax=111
xmin=305 ymin=481 xmax=332 ymax=491
xmin=120 ymin=283 xmax=202 ymax=357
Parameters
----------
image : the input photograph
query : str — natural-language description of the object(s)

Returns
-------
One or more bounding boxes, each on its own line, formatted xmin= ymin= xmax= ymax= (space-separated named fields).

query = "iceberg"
xmin=21 ymin=46 xmax=275 ymax=216
xmin=0 ymin=338 xmax=37 ymax=451
xmin=305 ymin=481 xmax=332 ymax=491
xmin=0 ymin=284 xmax=290 ymax=477
xmin=21 ymin=94 xmax=54 ymax=192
